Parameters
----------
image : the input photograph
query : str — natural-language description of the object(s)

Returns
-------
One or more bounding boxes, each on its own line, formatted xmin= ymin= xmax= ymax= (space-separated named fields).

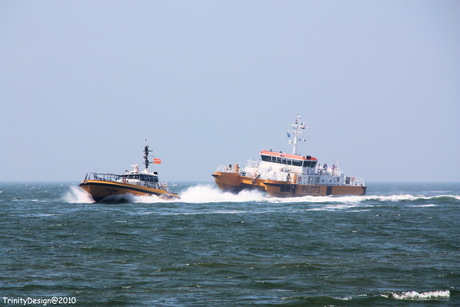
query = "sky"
xmin=1 ymin=0 xmax=459 ymax=182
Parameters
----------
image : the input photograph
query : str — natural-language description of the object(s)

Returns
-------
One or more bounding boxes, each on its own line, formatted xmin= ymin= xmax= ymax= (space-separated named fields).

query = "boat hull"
xmin=212 ymin=172 xmax=366 ymax=197
xmin=264 ymin=180 xmax=366 ymax=197
xmin=212 ymin=172 xmax=266 ymax=193
xmin=79 ymin=180 xmax=179 ymax=202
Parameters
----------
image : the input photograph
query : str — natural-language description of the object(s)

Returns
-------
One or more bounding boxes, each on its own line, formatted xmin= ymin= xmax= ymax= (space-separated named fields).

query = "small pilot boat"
xmin=80 ymin=142 xmax=179 ymax=202
xmin=212 ymin=114 xmax=366 ymax=197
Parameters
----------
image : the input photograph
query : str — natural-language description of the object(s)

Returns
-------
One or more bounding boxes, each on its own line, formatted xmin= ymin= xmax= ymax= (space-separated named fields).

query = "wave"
xmin=178 ymin=184 xmax=267 ymax=203
xmin=134 ymin=185 xmax=375 ymax=204
xmin=128 ymin=186 xmax=260 ymax=204
xmin=383 ymin=290 xmax=450 ymax=301
xmin=63 ymin=186 xmax=95 ymax=203
xmin=174 ymin=185 xmax=402 ymax=204
xmin=364 ymin=194 xmax=460 ymax=202
xmin=284 ymin=290 xmax=451 ymax=304
xmin=125 ymin=184 xmax=267 ymax=204
xmin=176 ymin=185 xmax=460 ymax=204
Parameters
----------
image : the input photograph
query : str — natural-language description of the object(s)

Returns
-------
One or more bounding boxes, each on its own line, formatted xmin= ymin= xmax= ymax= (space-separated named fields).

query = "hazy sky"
xmin=1 ymin=0 xmax=459 ymax=182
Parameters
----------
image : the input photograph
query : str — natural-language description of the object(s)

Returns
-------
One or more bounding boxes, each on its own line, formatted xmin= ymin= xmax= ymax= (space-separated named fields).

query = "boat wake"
xmin=176 ymin=185 xmax=459 ymax=204
xmin=179 ymin=185 xmax=267 ymax=203
xmin=63 ymin=184 xmax=460 ymax=205
xmin=63 ymin=186 xmax=96 ymax=203
xmin=128 ymin=185 xmax=266 ymax=204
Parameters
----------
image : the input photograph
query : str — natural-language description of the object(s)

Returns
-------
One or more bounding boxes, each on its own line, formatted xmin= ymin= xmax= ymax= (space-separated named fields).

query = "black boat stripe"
xmin=80 ymin=181 xmax=164 ymax=196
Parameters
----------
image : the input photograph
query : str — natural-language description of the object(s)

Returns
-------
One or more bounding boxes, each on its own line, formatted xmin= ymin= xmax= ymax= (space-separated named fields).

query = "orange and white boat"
xmin=212 ymin=114 xmax=366 ymax=197
xmin=80 ymin=141 xmax=179 ymax=202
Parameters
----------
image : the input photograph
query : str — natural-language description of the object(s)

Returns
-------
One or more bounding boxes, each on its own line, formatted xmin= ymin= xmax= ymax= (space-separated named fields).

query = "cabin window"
xmin=293 ymin=160 xmax=303 ymax=167
xmin=261 ymin=154 xmax=314 ymax=167
xmin=303 ymin=161 xmax=317 ymax=168
xmin=261 ymin=155 xmax=271 ymax=162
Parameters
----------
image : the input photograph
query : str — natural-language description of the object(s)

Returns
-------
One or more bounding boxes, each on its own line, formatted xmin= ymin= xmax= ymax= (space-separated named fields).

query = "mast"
xmin=287 ymin=113 xmax=307 ymax=155
xmin=143 ymin=138 xmax=152 ymax=170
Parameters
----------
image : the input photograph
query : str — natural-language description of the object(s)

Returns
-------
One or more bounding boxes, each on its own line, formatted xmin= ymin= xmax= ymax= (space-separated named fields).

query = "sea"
xmin=0 ymin=182 xmax=459 ymax=306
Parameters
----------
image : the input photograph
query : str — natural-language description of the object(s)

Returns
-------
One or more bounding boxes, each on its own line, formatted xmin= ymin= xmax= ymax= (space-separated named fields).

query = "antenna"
xmin=287 ymin=113 xmax=308 ymax=155
xmin=143 ymin=139 xmax=152 ymax=170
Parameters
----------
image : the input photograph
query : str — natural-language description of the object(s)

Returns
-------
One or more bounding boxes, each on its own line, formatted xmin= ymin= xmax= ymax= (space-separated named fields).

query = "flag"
xmin=153 ymin=158 xmax=161 ymax=164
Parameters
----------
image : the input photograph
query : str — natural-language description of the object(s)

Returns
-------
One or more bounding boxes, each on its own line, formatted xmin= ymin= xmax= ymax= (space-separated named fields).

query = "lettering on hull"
xmin=269 ymin=184 xmax=365 ymax=197
xmin=301 ymin=185 xmax=321 ymax=194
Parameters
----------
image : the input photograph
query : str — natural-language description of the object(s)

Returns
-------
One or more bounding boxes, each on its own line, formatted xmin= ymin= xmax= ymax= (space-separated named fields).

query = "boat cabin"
xmin=120 ymin=173 xmax=159 ymax=183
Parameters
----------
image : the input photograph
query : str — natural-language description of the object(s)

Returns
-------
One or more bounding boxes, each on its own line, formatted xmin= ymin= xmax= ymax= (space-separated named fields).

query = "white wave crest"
xmin=178 ymin=185 xmax=380 ymax=204
xmin=63 ymin=186 xmax=95 ymax=203
xmin=372 ymin=194 xmax=460 ymax=202
xmin=136 ymin=185 xmax=456 ymax=204
xmin=178 ymin=184 xmax=266 ymax=203
xmin=133 ymin=194 xmax=164 ymax=203
xmin=385 ymin=290 xmax=450 ymax=301
xmin=129 ymin=185 xmax=266 ymax=204
xmin=308 ymin=203 xmax=370 ymax=212
xmin=366 ymin=194 xmax=419 ymax=202
xmin=178 ymin=185 xmax=375 ymax=204
xmin=281 ymin=195 xmax=368 ymax=204
xmin=410 ymin=204 xmax=437 ymax=207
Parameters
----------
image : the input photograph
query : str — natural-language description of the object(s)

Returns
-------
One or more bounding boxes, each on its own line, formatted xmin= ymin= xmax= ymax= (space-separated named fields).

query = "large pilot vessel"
xmin=80 ymin=141 xmax=179 ymax=202
xmin=212 ymin=114 xmax=366 ymax=197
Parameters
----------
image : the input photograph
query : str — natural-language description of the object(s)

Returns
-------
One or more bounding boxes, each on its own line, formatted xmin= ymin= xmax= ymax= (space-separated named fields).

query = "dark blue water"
xmin=1 ymin=182 xmax=459 ymax=306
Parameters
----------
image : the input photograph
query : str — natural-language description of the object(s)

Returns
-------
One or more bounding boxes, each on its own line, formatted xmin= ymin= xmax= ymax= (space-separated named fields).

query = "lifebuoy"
xmin=297 ymin=176 xmax=302 ymax=183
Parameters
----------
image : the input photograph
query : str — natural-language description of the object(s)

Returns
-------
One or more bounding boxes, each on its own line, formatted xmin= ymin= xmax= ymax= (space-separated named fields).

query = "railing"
xmin=215 ymin=163 xmax=242 ymax=173
xmin=214 ymin=164 xmax=365 ymax=187
xmin=216 ymin=165 xmax=235 ymax=173
xmin=348 ymin=177 xmax=365 ymax=186
xmin=84 ymin=172 xmax=122 ymax=182
xmin=83 ymin=172 xmax=169 ymax=189
xmin=245 ymin=159 xmax=259 ymax=168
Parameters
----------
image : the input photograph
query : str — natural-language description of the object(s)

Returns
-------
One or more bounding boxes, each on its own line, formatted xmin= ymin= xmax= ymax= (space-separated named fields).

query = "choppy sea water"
xmin=0 ymin=182 xmax=459 ymax=306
